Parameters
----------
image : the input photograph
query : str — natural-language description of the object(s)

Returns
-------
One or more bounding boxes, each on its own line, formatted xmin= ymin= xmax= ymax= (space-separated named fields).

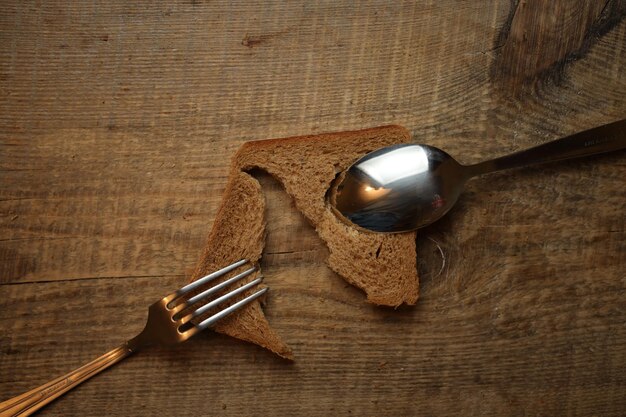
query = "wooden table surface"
xmin=1 ymin=1 xmax=625 ymax=416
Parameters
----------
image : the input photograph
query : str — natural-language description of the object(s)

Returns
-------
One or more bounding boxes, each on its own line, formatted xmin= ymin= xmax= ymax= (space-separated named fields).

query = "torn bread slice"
xmin=189 ymin=125 xmax=418 ymax=358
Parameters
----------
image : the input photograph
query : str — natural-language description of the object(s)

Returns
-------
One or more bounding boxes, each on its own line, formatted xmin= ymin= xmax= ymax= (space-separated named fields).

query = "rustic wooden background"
xmin=1 ymin=1 xmax=625 ymax=415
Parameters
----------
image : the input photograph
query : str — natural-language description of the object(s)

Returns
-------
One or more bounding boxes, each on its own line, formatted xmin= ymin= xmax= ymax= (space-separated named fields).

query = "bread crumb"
xmin=427 ymin=236 xmax=446 ymax=278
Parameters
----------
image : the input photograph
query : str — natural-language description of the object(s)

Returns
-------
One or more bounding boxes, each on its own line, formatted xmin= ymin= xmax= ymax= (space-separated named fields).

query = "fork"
xmin=0 ymin=259 xmax=265 ymax=417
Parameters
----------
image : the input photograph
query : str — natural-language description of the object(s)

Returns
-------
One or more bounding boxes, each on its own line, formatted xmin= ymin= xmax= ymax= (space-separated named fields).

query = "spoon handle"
xmin=466 ymin=119 xmax=626 ymax=177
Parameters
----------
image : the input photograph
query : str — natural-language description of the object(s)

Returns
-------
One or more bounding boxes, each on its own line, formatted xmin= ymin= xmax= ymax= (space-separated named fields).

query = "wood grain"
xmin=1 ymin=1 xmax=625 ymax=416
xmin=494 ymin=0 xmax=626 ymax=90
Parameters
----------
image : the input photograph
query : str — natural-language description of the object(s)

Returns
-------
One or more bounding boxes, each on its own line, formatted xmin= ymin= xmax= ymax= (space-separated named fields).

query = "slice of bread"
xmin=189 ymin=125 xmax=419 ymax=359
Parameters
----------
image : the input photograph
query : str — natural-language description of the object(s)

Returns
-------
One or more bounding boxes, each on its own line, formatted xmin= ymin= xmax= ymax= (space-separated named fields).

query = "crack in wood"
xmin=0 ymin=274 xmax=185 ymax=286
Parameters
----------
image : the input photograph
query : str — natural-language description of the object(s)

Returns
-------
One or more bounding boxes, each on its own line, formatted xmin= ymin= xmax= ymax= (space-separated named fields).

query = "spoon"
xmin=329 ymin=119 xmax=626 ymax=233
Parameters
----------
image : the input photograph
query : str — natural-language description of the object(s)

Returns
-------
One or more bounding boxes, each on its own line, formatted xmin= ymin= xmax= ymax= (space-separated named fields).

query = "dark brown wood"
xmin=494 ymin=0 xmax=626 ymax=90
xmin=1 ymin=1 xmax=625 ymax=415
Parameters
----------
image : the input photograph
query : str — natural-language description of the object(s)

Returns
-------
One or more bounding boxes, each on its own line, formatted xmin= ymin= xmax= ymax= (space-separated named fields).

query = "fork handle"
xmin=0 ymin=343 xmax=134 ymax=417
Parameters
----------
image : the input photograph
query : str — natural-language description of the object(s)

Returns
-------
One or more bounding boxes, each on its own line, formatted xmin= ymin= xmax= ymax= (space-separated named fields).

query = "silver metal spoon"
xmin=329 ymin=119 xmax=626 ymax=233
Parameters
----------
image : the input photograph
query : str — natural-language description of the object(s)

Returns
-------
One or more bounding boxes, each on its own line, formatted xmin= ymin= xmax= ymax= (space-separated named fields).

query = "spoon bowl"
xmin=330 ymin=144 xmax=467 ymax=232
xmin=329 ymin=119 xmax=625 ymax=233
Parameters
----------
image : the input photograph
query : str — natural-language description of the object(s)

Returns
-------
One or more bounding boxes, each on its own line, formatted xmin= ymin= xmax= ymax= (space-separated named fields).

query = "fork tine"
xmin=171 ymin=259 xmax=248 ymax=300
xmin=197 ymin=287 xmax=268 ymax=330
xmin=179 ymin=277 xmax=263 ymax=324
xmin=171 ymin=266 xmax=256 ymax=314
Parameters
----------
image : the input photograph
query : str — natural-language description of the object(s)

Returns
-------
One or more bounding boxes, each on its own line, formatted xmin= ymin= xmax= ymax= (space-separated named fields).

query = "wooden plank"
xmin=1 ymin=0 xmax=625 ymax=415
xmin=1 ymin=251 xmax=624 ymax=415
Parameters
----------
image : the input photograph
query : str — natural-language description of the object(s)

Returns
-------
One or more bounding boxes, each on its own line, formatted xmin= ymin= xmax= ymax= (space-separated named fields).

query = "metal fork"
xmin=0 ymin=259 xmax=265 ymax=417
